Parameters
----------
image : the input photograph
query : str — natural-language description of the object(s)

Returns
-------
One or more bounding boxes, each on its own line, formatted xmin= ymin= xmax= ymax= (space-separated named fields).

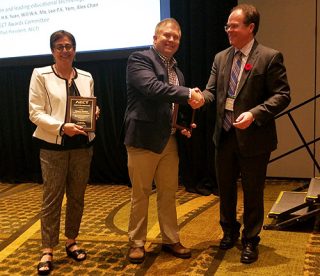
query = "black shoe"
xmin=37 ymin=252 xmax=53 ymax=275
xmin=219 ymin=233 xmax=240 ymax=250
xmin=211 ymin=187 xmax=219 ymax=196
xmin=66 ymin=242 xmax=87 ymax=262
xmin=240 ymin=242 xmax=258 ymax=264
xmin=196 ymin=187 xmax=212 ymax=196
xmin=185 ymin=187 xmax=198 ymax=194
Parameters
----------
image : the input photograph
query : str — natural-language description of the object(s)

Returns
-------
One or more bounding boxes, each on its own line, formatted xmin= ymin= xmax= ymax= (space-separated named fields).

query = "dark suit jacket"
xmin=124 ymin=48 xmax=190 ymax=153
xmin=203 ymin=40 xmax=291 ymax=157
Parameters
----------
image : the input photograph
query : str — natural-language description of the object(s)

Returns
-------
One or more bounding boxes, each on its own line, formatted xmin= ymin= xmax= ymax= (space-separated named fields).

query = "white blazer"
xmin=29 ymin=65 xmax=95 ymax=145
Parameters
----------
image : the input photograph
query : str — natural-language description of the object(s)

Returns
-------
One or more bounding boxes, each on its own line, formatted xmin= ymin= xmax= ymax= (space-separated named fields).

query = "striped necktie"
xmin=222 ymin=51 xmax=242 ymax=131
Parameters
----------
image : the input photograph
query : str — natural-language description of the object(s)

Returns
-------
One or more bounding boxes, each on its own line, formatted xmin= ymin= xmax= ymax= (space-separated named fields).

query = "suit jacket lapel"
xmin=224 ymin=48 xmax=235 ymax=98
xmin=151 ymin=48 xmax=169 ymax=83
xmin=236 ymin=41 xmax=259 ymax=97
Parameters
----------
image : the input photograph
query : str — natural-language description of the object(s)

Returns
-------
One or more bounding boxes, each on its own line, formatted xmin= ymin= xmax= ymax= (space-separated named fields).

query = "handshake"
xmin=188 ymin=87 xmax=205 ymax=109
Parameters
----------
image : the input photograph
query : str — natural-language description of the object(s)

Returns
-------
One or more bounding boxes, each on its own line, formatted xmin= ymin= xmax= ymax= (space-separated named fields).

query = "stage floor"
xmin=0 ymin=179 xmax=319 ymax=275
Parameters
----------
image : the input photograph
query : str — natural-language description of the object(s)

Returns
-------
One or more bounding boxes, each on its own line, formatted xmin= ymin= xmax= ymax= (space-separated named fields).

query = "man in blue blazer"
xmin=201 ymin=4 xmax=291 ymax=263
xmin=124 ymin=18 xmax=203 ymax=264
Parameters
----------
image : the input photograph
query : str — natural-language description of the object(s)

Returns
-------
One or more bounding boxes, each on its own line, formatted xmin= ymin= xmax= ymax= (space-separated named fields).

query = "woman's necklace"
xmin=54 ymin=64 xmax=75 ymax=87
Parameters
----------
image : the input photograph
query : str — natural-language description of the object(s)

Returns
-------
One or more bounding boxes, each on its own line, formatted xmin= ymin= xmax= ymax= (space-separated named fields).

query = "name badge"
xmin=225 ymin=97 xmax=234 ymax=111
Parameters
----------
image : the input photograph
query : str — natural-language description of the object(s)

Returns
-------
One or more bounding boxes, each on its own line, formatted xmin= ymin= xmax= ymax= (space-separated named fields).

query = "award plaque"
xmin=66 ymin=96 xmax=96 ymax=131
xmin=172 ymin=103 xmax=196 ymax=133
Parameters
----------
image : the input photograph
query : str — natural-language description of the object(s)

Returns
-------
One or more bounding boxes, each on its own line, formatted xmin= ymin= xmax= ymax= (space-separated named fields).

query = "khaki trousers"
xmin=126 ymin=135 xmax=180 ymax=247
xmin=40 ymin=147 xmax=93 ymax=248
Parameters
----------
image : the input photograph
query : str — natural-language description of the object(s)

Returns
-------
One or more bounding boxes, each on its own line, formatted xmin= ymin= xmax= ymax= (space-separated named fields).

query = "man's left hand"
xmin=233 ymin=112 xmax=254 ymax=129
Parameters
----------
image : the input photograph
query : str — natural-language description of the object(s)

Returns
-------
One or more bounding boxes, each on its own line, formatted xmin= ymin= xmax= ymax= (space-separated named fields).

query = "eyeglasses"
xmin=224 ymin=23 xmax=251 ymax=32
xmin=54 ymin=44 xmax=74 ymax=52
xmin=224 ymin=23 xmax=248 ymax=32
xmin=224 ymin=23 xmax=241 ymax=32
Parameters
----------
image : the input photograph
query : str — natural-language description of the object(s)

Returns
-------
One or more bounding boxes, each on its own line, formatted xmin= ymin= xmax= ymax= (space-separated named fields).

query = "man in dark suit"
xmin=200 ymin=4 xmax=291 ymax=263
xmin=123 ymin=18 xmax=203 ymax=264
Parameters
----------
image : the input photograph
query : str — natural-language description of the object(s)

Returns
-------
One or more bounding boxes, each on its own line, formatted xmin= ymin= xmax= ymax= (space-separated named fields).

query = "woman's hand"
xmin=63 ymin=123 xmax=87 ymax=136
xmin=95 ymin=106 xmax=100 ymax=120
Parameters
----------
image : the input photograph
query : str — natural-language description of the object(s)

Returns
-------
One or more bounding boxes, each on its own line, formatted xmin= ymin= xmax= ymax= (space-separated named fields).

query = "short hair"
xmin=231 ymin=4 xmax=260 ymax=35
xmin=154 ymin=18 xmax=181 ymax=37
xmin=50 ymin=30 xmax=76 ymax=51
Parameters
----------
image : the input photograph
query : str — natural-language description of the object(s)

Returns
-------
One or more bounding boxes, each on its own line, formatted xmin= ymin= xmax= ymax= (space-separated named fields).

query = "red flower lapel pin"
xmin=244 ymin=63 xmax=253 ymax=71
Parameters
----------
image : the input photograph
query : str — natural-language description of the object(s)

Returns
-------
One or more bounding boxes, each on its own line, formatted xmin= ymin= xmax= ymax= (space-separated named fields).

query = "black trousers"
xmin=215 ymin=128 xmax=270 ymax=244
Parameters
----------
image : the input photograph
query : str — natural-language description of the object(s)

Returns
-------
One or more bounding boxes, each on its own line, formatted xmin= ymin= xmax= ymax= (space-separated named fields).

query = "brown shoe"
xmin=127 ymin=246 xmax=145 ymax=264
xmin=162 ymin=242 xmax=191 ymax=259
